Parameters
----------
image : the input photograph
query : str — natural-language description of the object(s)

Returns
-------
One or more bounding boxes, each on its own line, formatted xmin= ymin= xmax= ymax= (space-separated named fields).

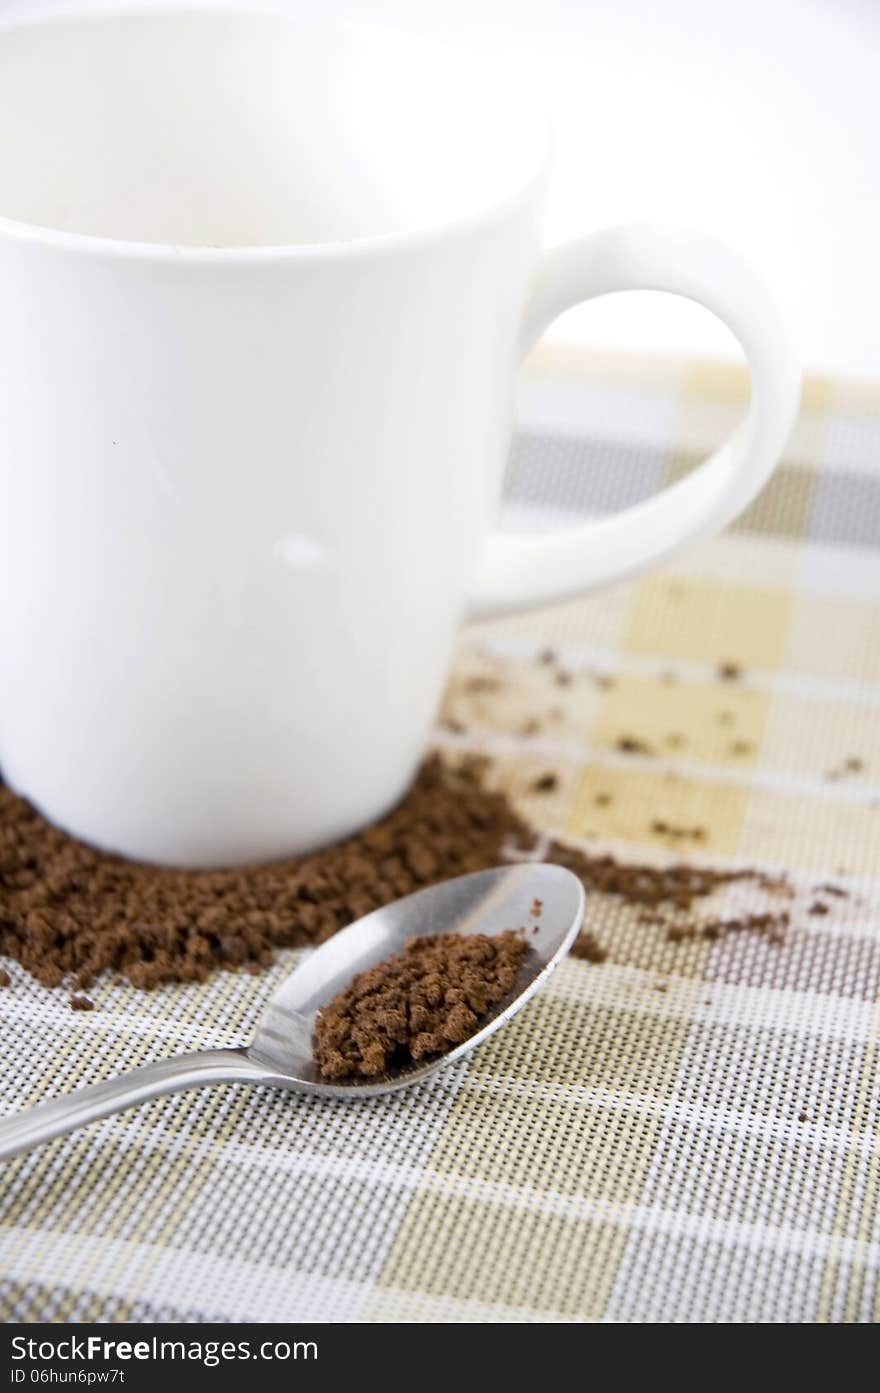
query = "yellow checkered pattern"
xmin=2 ymin=349 xmax=879 ymax=1322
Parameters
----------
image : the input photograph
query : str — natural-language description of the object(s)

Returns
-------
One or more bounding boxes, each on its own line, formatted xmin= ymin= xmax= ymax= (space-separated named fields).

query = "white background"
xmin=3 ymin=0 xmax=878 ymax=380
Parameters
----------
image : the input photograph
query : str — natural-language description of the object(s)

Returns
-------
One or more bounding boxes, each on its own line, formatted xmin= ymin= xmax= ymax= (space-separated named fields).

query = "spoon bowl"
xmin=253 ymin=862 xmax=585 ymax=1095
xmin=0 ymin=864 xmax=584 ymax=1159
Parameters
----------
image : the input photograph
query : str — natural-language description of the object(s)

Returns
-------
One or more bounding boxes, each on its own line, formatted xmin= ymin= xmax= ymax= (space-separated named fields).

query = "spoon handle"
xmin=0 ymin=1048 xmax=269 ymax=1161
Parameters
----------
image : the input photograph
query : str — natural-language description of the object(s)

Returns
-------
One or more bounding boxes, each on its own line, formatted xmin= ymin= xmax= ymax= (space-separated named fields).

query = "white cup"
xmin=0 ymin=9 xmax=800 ymax=866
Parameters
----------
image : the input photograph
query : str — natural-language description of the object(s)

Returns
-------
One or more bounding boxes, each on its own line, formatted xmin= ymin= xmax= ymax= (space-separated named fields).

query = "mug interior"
xmin=0 ymin=8 xmax=548 ymax=249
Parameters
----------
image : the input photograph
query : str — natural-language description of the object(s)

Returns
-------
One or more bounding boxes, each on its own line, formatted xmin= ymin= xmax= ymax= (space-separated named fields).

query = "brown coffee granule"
xmin=464 ymin=675 xmax=501 ymax=694
xmin=554 ymin=671 xmax=573 ymax=687
xmin=809 ymin=901 xmax=830 ymax=916
xmin=69 ymin=995 xmax=95 ymax=1011
xmin=717 ymin=661 xmax=743 ymax=681
xmin=571 ymin=932 xmax=607 ymax=964
xmin=616 ymin=736 xmax=654 ymax=756
xmin=762 ymin=874 xmax=797 ymax=900
xmin=313 ymin=930 xmax=529 ymax=1079
xmin=729 ymin=739 xmax=754 ymax=757
xmin=537 ymin=648 xmax=556 ymax=666
xmin=530 ymin=772 xmax=559 ymax=794
xmin=827 ymin=755 xmax=867 ymax=781
xmin=520 ymin=718 xmax=542 ymax=737
xmin=0 ymin=968 xmax=10 ymax=988
xmin=440 ymin=717 xmax=466 ymax=734
xmin=651 ymin=820 xmax=707 ymax=842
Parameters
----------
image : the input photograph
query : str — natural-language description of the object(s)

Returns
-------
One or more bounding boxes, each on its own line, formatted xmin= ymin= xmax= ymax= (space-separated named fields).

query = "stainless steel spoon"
xmin=0 ymin=864 xmax=584 ymax=1161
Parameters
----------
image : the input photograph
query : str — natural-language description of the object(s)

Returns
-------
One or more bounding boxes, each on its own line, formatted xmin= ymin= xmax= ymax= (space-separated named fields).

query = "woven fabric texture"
xmin=2 ymin=347 xmax=880 ymax=1323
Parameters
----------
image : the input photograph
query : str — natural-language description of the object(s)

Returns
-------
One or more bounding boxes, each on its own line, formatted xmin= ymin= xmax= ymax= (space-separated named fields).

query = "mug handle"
xmin=468 ymin=223 xmax=802 ymax=617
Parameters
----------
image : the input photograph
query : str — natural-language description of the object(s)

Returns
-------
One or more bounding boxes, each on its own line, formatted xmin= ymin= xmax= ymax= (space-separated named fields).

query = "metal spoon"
xmin=0 ymin=864 xmax=584 ymax=1161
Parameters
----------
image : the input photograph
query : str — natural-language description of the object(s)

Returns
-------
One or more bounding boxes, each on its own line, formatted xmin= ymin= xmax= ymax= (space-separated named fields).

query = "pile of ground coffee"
xmin=0 ymin=753 xmax=814 ymax=994
xmin=313 ymin=930 xmax=529 ymax=1080
xmin=0 ymin=756 xmax=527 ymax=990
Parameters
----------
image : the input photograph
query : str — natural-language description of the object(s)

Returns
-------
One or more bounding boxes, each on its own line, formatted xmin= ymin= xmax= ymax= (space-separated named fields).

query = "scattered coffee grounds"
xmin=717 ymin=661 xmax=743 ymax=681
xmin=313 ymin=930 xmax=529 ymax=1080
xmin=558 ymin=845 xmax=803 ymax=956
xmin=520 ymin=718 xmax=542 ymax=737
xmin=530 ymin=773 xmax=559 ymax=794
xmin=667 ymin=911 xmax=789 ymax=946
xmin=0 ymin=968 xmax=10 ymax=988
xmin=0 ymin=742 xmax=845 ymax=994
xmin=616 ymin=736 xmax=655 ymax=756
xmin=570 ymin=932 xmax=607 ymax=964
xmin=531 ymin=898 xmax=542 ymax=917
xmin=532 ymin=646 xmax=614 ymax=692
xmin=594 ymin=792 xmax=612 ymax=807
xmin=826 ymin=755 xmax=866 ymax=781
xmin=815 ymin=883 xmax=848 ymax=899
xmin=69 ymin=994 xmax=95 ymax=1012
xmin=809 ymin=901 xmax=830 ymax=916
xmin=552 ymin=845 xmax=759 ymax=910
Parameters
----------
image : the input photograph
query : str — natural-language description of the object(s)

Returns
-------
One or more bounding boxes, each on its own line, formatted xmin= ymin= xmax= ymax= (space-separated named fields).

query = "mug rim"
xmin=0 ymin=4 xmax=553 ymax=264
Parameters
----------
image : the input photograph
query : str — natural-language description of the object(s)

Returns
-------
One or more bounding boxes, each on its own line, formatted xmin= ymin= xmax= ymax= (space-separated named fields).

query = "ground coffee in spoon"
xmin=313 ymin=929 xmax=529 ymax=1080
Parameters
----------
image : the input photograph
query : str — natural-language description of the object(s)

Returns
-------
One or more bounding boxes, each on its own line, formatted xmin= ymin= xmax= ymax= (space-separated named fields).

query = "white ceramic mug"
xmin=0 ymin=9 xmax=800 ymax=866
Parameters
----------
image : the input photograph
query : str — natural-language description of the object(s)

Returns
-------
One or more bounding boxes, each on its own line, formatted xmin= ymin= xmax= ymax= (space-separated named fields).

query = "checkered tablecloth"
xmin=2 ymin=346 xmax=880 ymax=1323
